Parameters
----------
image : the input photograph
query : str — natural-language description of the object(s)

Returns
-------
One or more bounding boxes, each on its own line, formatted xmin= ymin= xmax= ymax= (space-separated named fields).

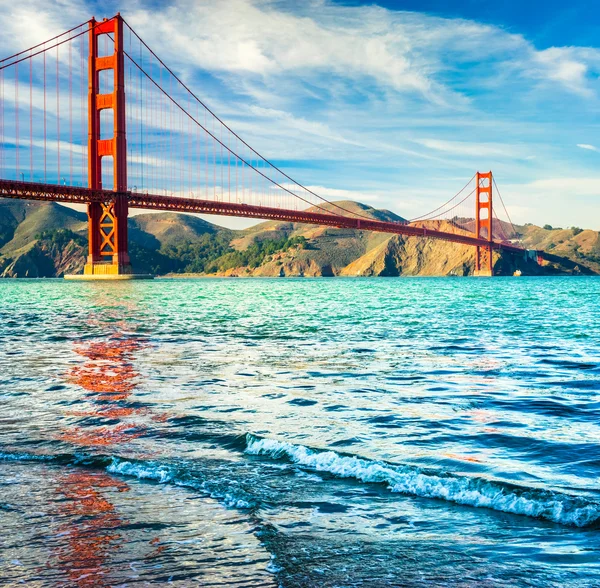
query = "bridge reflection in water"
xmin=52 ymin=325 xmax=163 ymax=586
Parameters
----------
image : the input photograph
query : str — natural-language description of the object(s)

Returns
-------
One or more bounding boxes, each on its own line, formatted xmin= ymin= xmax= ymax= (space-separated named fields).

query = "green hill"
xmin=0 ymin=201 xmax=234 ymax=277
xmin=0 ymin=198 xmax=597 ymax=277
xmin=518 ymin=224 xmax=600 ymax=274
xmin=0 ymin=200 xmax=86 ymax=255
xmin=129 ymin=212 xmax=222 ymax=249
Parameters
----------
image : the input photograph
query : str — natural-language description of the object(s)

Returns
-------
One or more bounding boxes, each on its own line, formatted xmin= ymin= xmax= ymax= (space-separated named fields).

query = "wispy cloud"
xmin=302 ymin=185 xmax=383 ymax=204
xmin=577 ymin=144 xmax=600 ymax=152
xmin=416 ymin=139 xmax=532 ymax=160
xmin=502 ymin=177 xmax=600 ymax=229
xmin=526 ymin=47 xmax=598 ymax=97
xmin=0 ymin=0 xmax=598 ymax=228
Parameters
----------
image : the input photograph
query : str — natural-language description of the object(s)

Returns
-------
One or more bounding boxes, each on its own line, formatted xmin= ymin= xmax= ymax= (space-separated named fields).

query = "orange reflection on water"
xmin=442 ymin=452 xmax=483 ymax=464
xmin=50 ymin=331 xmax=162 ymax=585
xmin=74 ymin=337 xmax=145 ymax=361
xmin=61 ymin=336 xmax=149 ymax=446
xmin=61 ymin=423 xmax=145 ymax=447
xmin=54 ymin=471 xmax=129 ymax=588
xmin=69 ymin=406 xmax=139 ymax=419
xmin=68 ymin=367 xmax=138 ymax=395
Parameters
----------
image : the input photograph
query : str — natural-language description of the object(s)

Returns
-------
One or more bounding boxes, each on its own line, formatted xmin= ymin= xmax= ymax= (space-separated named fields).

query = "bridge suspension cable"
xmin=493 ymin=176 xmax=522 ymax=244
xmin=117 ymin=17 xmax=383 ymax=223
xmin=0 ymin=21 xmax=102 ymax=72
xmin=407 ymin=173 xmax=476 ymax=223
xmin=0 ymin=12 xmax=527 ymax=279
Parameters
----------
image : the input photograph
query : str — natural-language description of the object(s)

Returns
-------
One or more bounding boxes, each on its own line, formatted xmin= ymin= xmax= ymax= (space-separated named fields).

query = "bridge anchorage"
xmin=0 ymin=14 xmax=533 ymax=278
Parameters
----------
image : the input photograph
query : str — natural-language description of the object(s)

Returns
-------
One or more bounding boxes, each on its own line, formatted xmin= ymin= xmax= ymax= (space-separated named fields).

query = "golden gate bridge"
xmin=0 ymin=14 xmax=531 ymax=278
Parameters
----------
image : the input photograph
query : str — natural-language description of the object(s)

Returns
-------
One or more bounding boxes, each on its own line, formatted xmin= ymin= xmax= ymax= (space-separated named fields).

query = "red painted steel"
xmin=475 ymin=171 xmax=494 ymax=274
xmin=0 ymin=179 xmax=527 ymax=255
xmin=86 ymin=15 xmax=131 ymax=274
xmin=0 ymin=16 xmax=531 ymax=275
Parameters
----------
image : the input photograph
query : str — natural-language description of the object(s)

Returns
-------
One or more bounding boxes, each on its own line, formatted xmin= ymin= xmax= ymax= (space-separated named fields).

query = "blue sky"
xmin=349 ymin=0 xmax=600 ymax=48
xmin=1 ymin=0 xmax=598 ymax=229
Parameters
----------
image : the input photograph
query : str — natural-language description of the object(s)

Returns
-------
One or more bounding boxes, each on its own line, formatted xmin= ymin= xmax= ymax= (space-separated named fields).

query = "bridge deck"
xmin=0 ymin=179 xmax=525 ymax=254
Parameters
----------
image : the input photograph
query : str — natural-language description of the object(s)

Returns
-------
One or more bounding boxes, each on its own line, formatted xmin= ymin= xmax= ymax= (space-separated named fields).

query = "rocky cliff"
xmin=0 ymin=198 xmax=597 ymax=277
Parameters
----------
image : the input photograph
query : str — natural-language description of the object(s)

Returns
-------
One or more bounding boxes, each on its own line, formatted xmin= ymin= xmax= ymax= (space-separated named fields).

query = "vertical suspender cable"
xmin=43 ymin=50 xmax=47 ymax=182
xmin=81 ymin=29 xmax=85 ymax=184
xmin=69 ymin=41 xmax=73 ymax=185
xmin=139 ymin=37 xmax=144 ymax=191
xmin=180 ymin=91 xmax=183 ymax=194
xmin=220 ymin=121 xmax=223 ymax=200
xmin=29 ymin=55 xmax=33 ymax=181
xmin=197 ymin=103 xmax=201 ymax=199
xmin=204 ymin=107 xmax=208 ymax=199
xmin=162 ymin=66 xmax=166 ymax=194
xmin=15 ymin=62 xmax=19 ymax=180
xmin=169 ymin=74 xmax=172 ymax=193
xmin=188 ymin=101 xmax=192 ymax=195
xmin=0 ymin=68 xmax=4 ymax=178
xmin=212 ymin=115 xmax=216 ymax=200
xmin=149 ymin=51 xmax=153 ymax=193
xmin=160 ymin=64 xmax=163 ymax=193
xmin=56 ymin=44 xmax=60 ymax=184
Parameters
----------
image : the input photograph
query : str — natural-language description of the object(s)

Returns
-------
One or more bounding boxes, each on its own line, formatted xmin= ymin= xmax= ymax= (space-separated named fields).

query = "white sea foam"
xmin=106 ymin=458 xmax=252 ymax=509
xmin=0 ymin=451 xmax=56 ymax=462
xmin=245 ymin=435 xmax=600 ymax=528
xmin=107 ymin=459 xmax=175 ymax=484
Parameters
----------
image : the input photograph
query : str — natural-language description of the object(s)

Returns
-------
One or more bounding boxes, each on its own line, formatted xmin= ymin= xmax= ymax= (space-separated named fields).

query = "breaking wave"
xmin=244 ymin=434 xmax=600 ymax=528
xmin=0 ymin=450 xmax=253 ymax=510
xmin=4 ymin=436 xmax=600 ymax=528
xmin=105 ymin=458 xmax=253 ymax=509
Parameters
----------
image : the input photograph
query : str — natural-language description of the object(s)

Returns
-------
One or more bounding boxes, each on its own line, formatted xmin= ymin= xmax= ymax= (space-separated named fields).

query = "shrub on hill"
xmin=205 ymin=236 xmax=307 ymax=273
xmin=160 ymin=233 xmax=234 ymax=273
xmin=35 ymin=229 xmax=86 ymax=248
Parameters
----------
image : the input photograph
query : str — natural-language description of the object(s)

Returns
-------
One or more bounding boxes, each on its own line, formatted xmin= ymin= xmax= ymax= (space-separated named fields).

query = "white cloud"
xmin=526 ymin=47 xmax=598 ymax=97
xmin=577 ymin=144 xmax=600 ymax=153
xmin=127 ymin=0 xmax=442 ymax=100
xmin=299 ymin=184 xmax=382 ymax=204
xmin=502 ymin=177 xmax=600 ymax=229
xmin=246 ymin=106 xmax=364 ymax=147
xmin=416 ymin=139 xmax=530 ymax=159
xmin=122 ymin=0 xmax=600 ymax=103
xmin=0 ymin=0 xmax=599 ymax=228
xmin=525 ymin=177 xmax=600 ymax=196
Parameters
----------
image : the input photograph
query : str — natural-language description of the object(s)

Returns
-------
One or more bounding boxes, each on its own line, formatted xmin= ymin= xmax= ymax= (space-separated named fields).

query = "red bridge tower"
xmin=474 ymin=171 xmax=494 ymax=277
xmin=84 ymin=14 xmax=132 ymax=278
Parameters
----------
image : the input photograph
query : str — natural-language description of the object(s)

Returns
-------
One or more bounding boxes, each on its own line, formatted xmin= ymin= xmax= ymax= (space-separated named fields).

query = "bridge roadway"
xmin=0 ymin=179 xmax=526 ymax=254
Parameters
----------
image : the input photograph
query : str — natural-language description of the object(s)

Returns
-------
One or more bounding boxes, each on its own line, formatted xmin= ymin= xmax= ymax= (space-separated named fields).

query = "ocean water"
xmin=0 ymin=276 xmax=599 ymax=587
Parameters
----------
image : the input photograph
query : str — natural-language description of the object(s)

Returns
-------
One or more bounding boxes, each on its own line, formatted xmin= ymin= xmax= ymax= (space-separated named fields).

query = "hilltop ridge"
xmin=0 ymin=198 xmax=597 ymax=278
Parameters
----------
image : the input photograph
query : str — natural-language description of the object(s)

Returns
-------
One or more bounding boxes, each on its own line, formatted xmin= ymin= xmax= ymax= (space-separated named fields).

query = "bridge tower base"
xmin=82 ymin=195 xmax=134 ymax=277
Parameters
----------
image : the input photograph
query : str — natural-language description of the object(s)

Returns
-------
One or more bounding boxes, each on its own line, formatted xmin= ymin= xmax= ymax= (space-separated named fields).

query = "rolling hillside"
xmin=0 ymin=198 xmax=597 ymax=277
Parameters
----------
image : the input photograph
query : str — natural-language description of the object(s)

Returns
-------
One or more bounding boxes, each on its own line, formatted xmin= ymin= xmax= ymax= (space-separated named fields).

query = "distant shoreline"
xmin=1 ymin=273 xmax=596 ymax=280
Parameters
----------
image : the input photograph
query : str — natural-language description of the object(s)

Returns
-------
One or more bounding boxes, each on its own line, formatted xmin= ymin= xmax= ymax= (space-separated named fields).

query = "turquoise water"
xmin=0 ymin=277 xmax=599 ymax=586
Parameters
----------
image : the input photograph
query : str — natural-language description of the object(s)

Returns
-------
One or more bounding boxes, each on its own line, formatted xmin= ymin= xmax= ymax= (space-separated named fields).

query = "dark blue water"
xmin=1 ymin=277 xmax=599 ymax=586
